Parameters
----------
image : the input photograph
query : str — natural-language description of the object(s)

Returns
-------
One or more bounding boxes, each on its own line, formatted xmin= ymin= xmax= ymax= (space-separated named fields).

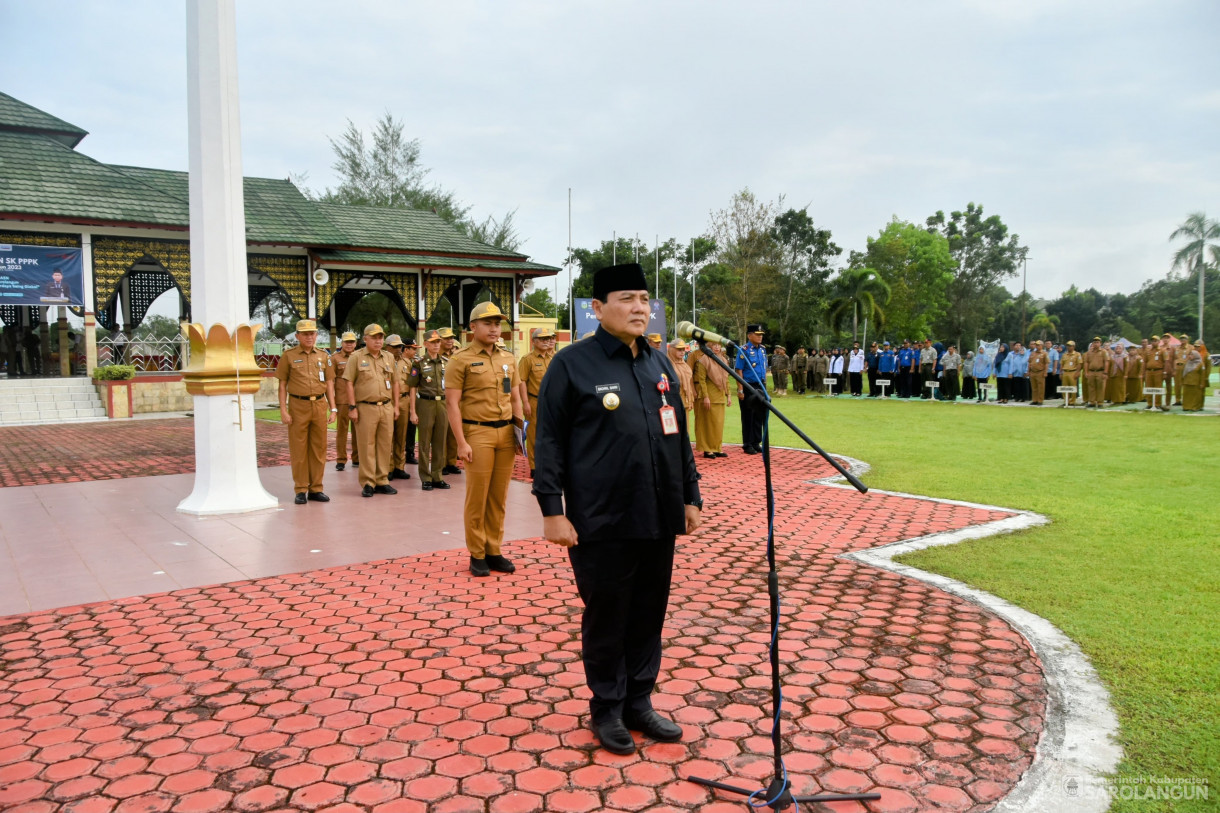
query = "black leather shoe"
xmin=422 ymin=481 xmax=433 ymax=491
xmin=335 ymin=463 xmax=345 ymax=471
xmin=432 ymin=480 xmax=450 ymax=490
xmin=593 ymin=718 xmax=636 ymax=755
xmin=405 ymin=457 xmax=418 ymax=465
xmin=469 ymin=557 xmax=491 ymax=577
xmin=389 ymin=468 xmax=411 ymax=480
xmin=623 ymin=709 xmax=682 ymax=742
xmin=486 ymin=554 xmax=515 ymax=574
xmin=715 ymin=452 xmax=728 ymax=458
xmin=294 ymin=493 xmax=307 ymax=505
xmin=361 ymin=485 xmax=374 ymax=498
xmin=443 ymin=465 xmax=462 ymax=475
xmin=743 ymin=446 xmax=759 ymax=455
xmin=702 ymin=452 xmax=716 ymax=459
xmin=307 ymin=492 xmax=330 ymax=502
xmin=374 ymin=484 xmax=397 ymax=495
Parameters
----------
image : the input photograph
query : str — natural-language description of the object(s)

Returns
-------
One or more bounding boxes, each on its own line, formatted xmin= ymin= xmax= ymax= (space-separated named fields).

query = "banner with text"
xmin=0 ymin=244 xmax=84 ymax=307
xmin=573 ymin=298 xmax=667 ymax=341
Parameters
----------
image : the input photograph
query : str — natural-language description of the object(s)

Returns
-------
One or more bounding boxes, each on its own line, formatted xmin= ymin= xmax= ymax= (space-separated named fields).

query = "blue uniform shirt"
xmin=878 ymin=350 xmax=897 ymax=373
xmin=1010 ymin=350 xmax=1029 ymax=377
xmin=1046 ymin=347 xmax=1061 ymax=373
xmin=735 ymin=343 xmax=769 ymax=385
xmin=898 ymin=347 xmax=916 ymax=370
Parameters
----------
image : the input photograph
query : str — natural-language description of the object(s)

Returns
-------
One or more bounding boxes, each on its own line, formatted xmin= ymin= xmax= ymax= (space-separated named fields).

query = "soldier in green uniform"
xmin=408 ymin=329 xmax=450 ymax=489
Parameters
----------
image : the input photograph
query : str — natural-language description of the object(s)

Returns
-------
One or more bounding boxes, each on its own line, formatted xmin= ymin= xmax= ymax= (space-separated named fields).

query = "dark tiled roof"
xmin=0 ymin=91 xmax=88 ymax=148
xmin=314 ymin=249 xmax=557 ymax=274
xmin=315 ymin=202 xmax=527 ymax=259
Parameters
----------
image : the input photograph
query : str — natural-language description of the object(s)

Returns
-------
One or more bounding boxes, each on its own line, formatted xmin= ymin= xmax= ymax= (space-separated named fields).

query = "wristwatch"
xmin=689 ymin=498 xmax=704 ymax=510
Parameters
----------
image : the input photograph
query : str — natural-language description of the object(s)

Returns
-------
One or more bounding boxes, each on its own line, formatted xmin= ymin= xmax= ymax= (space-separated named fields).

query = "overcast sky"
xmin=5 ymin=0 xmax=1218 ymax=309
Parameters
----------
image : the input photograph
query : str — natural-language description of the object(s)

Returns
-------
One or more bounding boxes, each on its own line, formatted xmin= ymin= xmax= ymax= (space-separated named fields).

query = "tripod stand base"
xmin=688 ymin=775 xmax=881 ymax=810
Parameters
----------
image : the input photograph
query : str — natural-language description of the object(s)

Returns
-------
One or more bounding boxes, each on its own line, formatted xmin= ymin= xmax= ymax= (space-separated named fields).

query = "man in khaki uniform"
xmin=386 ymin=334 xmax=416 ymax=481
xmin=343 ymin=323 xmax=400 ymax=497
xmin=1172 ymin=333 xmax=1191 ymax=405
xmin=1083 ymin=337 xmax=1109 ymax=408
xmin=1144 ymin=336 xmax=1168 ymax=410
xmin=446 ymin=302 xmax=523 ymax=577
xmin=409 ymin=329 xmax=450 ymax=490
xmin=1124 ymin=345 xmax=1144 ymax=403
xmin=646 ymin=332 xmax=663 ymax=350
xmin=331 ymin=331 xmax=360 ymax=471
xmin=1060 ymin=340 xmax=1082 ymax=405
xmin=275 ymin=319 xmax=336 ymax=504
xmin=517 ymin=327 xmax=555 ymax=478
xmin=1160 ymin=333 xmax=1177 ymax=405
xmin=1028 ymin=340 xmax=1048 ymax=404
xmin=438 ymin=326 xmax=463 ymax=475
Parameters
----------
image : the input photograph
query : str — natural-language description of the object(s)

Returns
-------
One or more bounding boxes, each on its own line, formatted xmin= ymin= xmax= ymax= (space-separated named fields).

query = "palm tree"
xmin=828 ymin=267 xmax=890 ymax=343
xmin=1169 ymin=212 xmax=1220 ymax=341
xmin=1028 ymin=312 xmax=1060 ymax=342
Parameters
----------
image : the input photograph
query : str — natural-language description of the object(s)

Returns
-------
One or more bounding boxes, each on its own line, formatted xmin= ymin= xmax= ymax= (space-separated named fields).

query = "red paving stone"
xmin=0 ymin=446 xmax=1045 ymax=811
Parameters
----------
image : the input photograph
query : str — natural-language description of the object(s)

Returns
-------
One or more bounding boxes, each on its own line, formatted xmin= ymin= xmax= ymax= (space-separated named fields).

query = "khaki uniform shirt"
xmin=1061 ymin=351 xmax=1083 ymax=372
xmin=275 ymin=345 xmax=332 ymax=397
xmin=1125 ymin=354 xmax=1144 ymax=379
xmin=1028 ymin=350 xmax=1048 ymax=375
xmin=342 ymin=346 xmax=396 ymax=403
xmin=1145 ymin=347 xmax=1166 ymax=371
xmin=1084 ymin=349 xmax=1108 ymax=374
xmin=408 ymin=353 xmax=446 ymax=400
xmin=518 ymin=350 xmax=551 ymax=399
xmin=447 ymin=344 xmax=520 ymax=422
xmin=394 ymin=354 xmax=416 ymax=392
xmin=671 ymin=355 xmax=695 ymax=410
xmin=330 ymin=350 xmax=355 ymax=404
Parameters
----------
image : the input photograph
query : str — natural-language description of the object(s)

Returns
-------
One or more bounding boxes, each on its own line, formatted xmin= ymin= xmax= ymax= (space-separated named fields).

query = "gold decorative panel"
xmin=0 ymin=230 xmax=80 ymax=248
xmin=316 ymin=271 xmax=355 ymax=320
xmin=249 ymin=254 xmax=308 ymax=316
xmin=92 ymin=237 xmax=192 ymax=311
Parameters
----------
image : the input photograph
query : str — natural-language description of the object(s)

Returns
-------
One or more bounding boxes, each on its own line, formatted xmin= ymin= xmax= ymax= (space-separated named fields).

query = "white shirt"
xmin=847 ymin=349 xmax=866 ymax=373
xmin=829 ymin=355 xmax=844 ymax=374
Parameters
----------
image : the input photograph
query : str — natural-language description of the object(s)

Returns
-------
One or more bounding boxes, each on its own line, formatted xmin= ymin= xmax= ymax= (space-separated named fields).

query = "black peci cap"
xmin=593 ymin=263 xmax=649 ymax=301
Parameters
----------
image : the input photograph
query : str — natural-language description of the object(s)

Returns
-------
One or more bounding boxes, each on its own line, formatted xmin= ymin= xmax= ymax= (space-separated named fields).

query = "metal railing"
xmin=95 ymin=335 xmax=288 ymax=372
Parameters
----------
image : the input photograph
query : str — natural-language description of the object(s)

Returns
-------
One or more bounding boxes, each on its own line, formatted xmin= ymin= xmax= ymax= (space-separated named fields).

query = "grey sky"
xmin=5 ymin=0 xmax=1218 ymax=311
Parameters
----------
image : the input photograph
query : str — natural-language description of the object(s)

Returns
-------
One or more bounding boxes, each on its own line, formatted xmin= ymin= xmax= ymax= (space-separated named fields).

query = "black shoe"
xmin=294 ymin=493 xmax=307 ymax=505
xmin=432 ymin=480 xmax=450 ymax=490
xmin=529 ymin=469 xmax=536 ymax=479
xmin=593 ymin=718 xmax=636 ymax=755
xmin=335 ymin=463 xmax=345 ymax=471
xmin=374 ymin=484 xmax=397 ymax=495
xmin=744 ymin=446 xmax=759 ymax=455
xmin=422 ymin=481 xmax=433 ymax=491
xmin=702 ymin=452 xmax=717 ymax=459
xmin=405 ymin=457 xmax=418 ymax=465
xmin=715 ymin=452 xmax=728 ymax=458
xmin=353 ymin=461 xmax=360 ymax=467
xmin=623 ymin=709 xmax=682 ymax=742
xmin=470 ymin=557 xmax=491 ymax=577
xmin=443 ymin=465 xmax=462 ymax=475
xmin=307 ymin=492 xmax=330 ymax=502
xmin=486 ymin=554 xmax=515 ymax=574
xmin=389 ymin=468 xmax=411 ymax=480
xmin=361 ymin=485 xmax=375 ymax=498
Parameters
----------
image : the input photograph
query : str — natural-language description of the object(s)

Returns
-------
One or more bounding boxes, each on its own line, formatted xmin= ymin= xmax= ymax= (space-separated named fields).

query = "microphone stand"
xmin=685 ymin=341 xmax=878 ymax=811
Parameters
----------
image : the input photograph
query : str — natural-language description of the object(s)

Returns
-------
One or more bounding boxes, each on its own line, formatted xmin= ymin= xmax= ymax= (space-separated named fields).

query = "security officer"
xmin=275 ymin=319 xmax=336 ymax=504
xmin=1144 ymin=336 xmax=1168 ymax=410
xmin=343 ymin=323 xmax=399 ymax=497
xmin=1028 ymin=340 xmax=1048 ymax=405
xmin=770 ymin=345 xmax=790 ymax=395
xmin=734 ymin=325 xmax=768 ymax=454
xmin=445 ymin=302 xmax=523 ymax=577
xmin=897 ymin=339 xmax=916 ymax=398
xmin=1060 ymin=340 xmax=1082 ymax=405
xmin=533 ymin=262 xmax=702 ymax=756
xmin=438 ymin=326 xmax=463 ymax=475
xmin=877 ymin=341 xmax=897 ymax=396
xmin=1083 ymin=337 xmax=1108 ymax=408
xmin=331 ymin=331 xmax=360 ymax=471
xmin=386 ymin=334 xmax=416 ymax=481
xmin=518 ymin=327 xmax=555 ymax=478
xmin=409 ymin=329 xmax=450 ymax=489
xmin=791 ymin=347 xmax=809 ymax=394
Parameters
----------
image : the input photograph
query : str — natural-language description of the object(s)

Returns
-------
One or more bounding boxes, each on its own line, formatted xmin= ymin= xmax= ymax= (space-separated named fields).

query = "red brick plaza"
xmin=0 ymin=423 xmax=1043 ymax=813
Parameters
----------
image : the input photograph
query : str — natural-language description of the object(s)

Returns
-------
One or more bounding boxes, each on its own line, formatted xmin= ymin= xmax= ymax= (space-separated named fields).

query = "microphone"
xmin=676 ymin=321 xmax=738 ymax=348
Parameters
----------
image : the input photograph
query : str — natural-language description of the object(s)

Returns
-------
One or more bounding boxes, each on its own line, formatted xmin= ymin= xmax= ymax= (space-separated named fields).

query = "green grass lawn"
xmin=716 ymin=394 xmax=1217 ymax=812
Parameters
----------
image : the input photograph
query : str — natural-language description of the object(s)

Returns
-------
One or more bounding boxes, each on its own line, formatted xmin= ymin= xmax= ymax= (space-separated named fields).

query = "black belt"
xmin=463 ymin=419 xmax=510 ymax=428
xmin=290 ymin=393 xmax=327 ymax=401
xmin=417 ymin=394 xmax=443 ymax=401
xmin=358 ymin=399 xmax=390 ymax=405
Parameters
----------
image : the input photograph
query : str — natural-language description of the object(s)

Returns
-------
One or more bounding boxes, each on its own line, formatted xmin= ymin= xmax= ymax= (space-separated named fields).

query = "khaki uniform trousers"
xmin=463 ymin=423 xmax=515 ymax=559
xmin=1164 ymin=365 xmax=1176 ymax=403
xmin=1084 ymin=372 xmax=1106 ymax=406
xmin=416 ymin=398 xmax=447 ymax=483
xmin=334 ymin=403 xmax=358 ymax=464
xmin=1145 ymin=369 xmax=1164 ymax=408
xmin=1030 ymin=374 xmax=1046 ymax=404
xmin=288 ymin=397 xmax=328 ymax=494
xmin=1173 ymin=365 xmax=1185 ymax=404
xmin=1125 ymin=376 xmax=1143 ymax=403
xmin=355 ymin=402 xmax=394 ymax=488
xmin=1061 ymin=371 xmax=1080 ymax=405
xmin=446 ymin=423 xmax=459 ymax=469
xmin=526 ymin=396 xmax=540 ymax=470
xmin=694 ymin=399 xmax=726 ymax=453
xmin=392 ymin=407 xmax=416 ymax=470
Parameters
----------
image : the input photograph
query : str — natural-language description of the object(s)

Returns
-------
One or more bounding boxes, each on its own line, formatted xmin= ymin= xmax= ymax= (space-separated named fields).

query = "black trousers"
xmin=568 ymin=537 xmax=676 ymax=725
xmin=867 ymin=369 xmax=878 ymax=396
xmin=739 ymin=385 xmax=767 ymax=450
xmin=849 ymin=371 xmax=863 ymax=396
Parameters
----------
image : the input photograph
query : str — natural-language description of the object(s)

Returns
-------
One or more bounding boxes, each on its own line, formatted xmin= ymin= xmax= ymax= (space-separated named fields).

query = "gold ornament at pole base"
xmin=182 ymin=323 xmax=264 ymax=396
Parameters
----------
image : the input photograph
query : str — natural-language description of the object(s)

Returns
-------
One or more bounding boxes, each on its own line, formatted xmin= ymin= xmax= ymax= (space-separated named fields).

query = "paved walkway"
xmin=0 ymin=424 xmax=1045 ymax=813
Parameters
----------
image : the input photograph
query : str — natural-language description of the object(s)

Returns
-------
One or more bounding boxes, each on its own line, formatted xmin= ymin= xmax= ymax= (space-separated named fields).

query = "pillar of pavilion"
xmin=177 ymin=0 xmax=277 ymax=515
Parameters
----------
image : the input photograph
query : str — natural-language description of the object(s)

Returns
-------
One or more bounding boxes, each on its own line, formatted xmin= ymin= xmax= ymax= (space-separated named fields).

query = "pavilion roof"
xmin=0 ymin=91 xmax=88 ymax=148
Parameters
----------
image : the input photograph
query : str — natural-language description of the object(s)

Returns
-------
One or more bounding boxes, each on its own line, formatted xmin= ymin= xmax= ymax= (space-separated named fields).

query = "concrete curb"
xmin=811 ymin=453 xmax=1123 ymax=813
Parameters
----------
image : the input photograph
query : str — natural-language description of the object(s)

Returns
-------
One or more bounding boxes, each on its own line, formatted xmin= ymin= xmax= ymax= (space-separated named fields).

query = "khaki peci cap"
xmin=295 ymin=319 xmax=318 ymax=333
xmin=530 ymin=327 xmax=556 ymax=340
xmin=470 ymin=301 xmax=508 ymax=322
xmin=364 ymin=323 xmax=386 ymax=337
xmin=1092 ymin=336 xmax=1103 ymax=342
xmin=647 ymin=333 xmax=663 ymax=342
xmin=340 ymin=331 xmax=358 ymax=343
xmin=1066 ymin=340 xmax=1076 ymax=346
xmin=385 ymin=334 xmax=404 ymax=347
xmin=1162 ymin=332 xmax=1173 ymax=338
xmin=437 ymin=327 xmax=456 ymax=339
xmin=669 ymin=339 xmax=688 ymax=350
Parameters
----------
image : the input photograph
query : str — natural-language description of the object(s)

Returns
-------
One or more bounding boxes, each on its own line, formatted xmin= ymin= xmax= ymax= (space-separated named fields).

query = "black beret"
xmin=593 ymin=263 xmax=648 ymax=301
